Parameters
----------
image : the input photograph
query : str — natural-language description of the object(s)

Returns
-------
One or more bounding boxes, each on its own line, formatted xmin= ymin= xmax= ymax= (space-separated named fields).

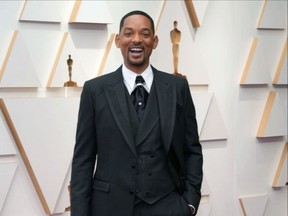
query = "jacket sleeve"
xmin=70 ymin=81 xmax=97 ymax=216
xmin=182 ymin=78 xmax=203 ymax=213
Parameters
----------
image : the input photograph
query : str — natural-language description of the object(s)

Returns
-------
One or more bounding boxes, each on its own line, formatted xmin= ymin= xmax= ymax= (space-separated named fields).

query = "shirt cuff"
xmin=188 ymin=204 xmax=195 ymax=215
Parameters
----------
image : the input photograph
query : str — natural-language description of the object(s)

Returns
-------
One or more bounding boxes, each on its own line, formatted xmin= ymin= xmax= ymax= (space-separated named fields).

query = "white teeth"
xmin=130 ymin=48 xmax=143 ymax=52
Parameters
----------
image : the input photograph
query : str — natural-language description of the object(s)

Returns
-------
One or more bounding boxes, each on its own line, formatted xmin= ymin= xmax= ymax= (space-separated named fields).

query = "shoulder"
xmin=84 ymin=67 xmax=122 ymax=89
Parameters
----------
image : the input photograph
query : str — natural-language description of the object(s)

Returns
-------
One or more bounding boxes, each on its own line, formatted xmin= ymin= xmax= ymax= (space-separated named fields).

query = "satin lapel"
xmin=104 ymin=71 xmax=136 ymax=156
xmin=154 ymin=70 xmax=176 ymax=153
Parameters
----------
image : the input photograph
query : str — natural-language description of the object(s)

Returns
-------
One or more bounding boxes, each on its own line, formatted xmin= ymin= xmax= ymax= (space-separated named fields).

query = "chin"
xmin=128 ymin=61 xmax=145 ymax=67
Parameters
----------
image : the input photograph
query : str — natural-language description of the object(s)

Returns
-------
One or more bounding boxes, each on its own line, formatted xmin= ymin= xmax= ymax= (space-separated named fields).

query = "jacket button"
xmin=131 ymin=165 xmax=136 ymax=169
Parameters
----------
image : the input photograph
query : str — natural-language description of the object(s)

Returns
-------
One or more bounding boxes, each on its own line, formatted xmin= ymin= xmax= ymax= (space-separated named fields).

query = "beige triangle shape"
xmin=0 ymin=162 xmax=17 ymax=213
xmin=184 ymin=0 xmax=209 ymax=28
xmin=53 ymin=164 xmax=71 ymax=214
xmin=99 ymin=35 xmax=123 ymax=76
xmin=197 ymin=199 xmax=211 ymax=216
xmin=240 ymin=37 xmax=271 ymax=85
xmin=0 ymin=107 xmax=17 ymax=155
xmin=272 ymin=142 xmax=288 ymax=187
xmin=3 ymin=97 xmax=79 ymax=214
xmin=200 ymin=94 xmax=227 ymax=141
xmin=47 ymin=32 xmax=87 ymax=87
xmin=69 ymin=0 xmax=112 ymax=24
xmin=239 ymin=194 xmax=268 ymax=216
xmin=257 ymin=91 xmax=286 ymax=138
xmin=273 ymin=39 xmax=287 ymax=85
xmin=191 ymin=92 xmax=213 ymax=134
xmin=16 ymin=30 xmax=65 ymax=87
xmin=201 ymin=175 xmax=211 ymax=197
xmin=19 ymin=0 xmax=62 ymax=23
xmin=257 ymin=0 xmax=286 ymax=30
xmin=153 ymin=0 xmax=209 ymax=85
xmin=0 ymin=98 xmax=51 ymax=215
xmin=97 ymin=34 xmax=116 ymax=77
xmin=0 ymin=31 xmax=41 ymax=87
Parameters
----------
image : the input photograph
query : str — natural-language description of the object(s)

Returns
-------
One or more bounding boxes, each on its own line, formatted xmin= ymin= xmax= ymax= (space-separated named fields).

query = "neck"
xmin=124 ymin=63 xmax=149 ymax=74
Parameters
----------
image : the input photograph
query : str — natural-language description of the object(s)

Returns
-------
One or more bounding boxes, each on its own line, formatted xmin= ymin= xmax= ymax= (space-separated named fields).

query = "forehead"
xmin=122 ymin=14 xmax=152 ymax=30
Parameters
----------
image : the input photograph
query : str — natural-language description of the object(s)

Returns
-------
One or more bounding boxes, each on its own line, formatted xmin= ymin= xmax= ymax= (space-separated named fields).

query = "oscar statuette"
xmin=170 ymin=21 xmax=186 ymax=78
xmin=64 ymin=55 xmax=78 ymax=87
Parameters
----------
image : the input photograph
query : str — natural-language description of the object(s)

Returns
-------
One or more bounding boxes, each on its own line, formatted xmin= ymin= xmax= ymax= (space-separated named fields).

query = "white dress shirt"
xmin=122 ymin=64 xmax=153 ymax=94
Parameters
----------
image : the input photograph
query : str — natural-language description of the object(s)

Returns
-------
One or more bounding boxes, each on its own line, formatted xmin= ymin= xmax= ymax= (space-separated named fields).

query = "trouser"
xmin=132 ymin=191 xmax=191 ymax=216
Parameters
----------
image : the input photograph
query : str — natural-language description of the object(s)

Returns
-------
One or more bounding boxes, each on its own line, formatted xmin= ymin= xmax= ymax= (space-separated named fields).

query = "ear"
xmin=153 ymin=35 xmax=159 ymax=49
xmin=115 ymin=34 xmax=120 ymax=48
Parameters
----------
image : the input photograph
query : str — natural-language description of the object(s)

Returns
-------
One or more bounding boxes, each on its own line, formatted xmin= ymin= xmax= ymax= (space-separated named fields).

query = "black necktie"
xmin=131 ymin=76 xmax=149 ymax=119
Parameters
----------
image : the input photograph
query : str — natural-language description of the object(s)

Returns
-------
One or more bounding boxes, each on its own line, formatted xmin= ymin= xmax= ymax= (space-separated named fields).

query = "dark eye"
xmin=142 ymin=32 xmax=150 ymax=38
xmin=123 ymin=32 xmax=131 ymax=37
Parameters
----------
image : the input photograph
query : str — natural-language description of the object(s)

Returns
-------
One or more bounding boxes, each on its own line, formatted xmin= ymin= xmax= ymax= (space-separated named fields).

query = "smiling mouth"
xmin=129 ymin=47 xmax=144 ymax=56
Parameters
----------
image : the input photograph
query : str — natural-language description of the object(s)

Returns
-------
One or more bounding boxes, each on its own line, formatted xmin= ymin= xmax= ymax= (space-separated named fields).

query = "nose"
xmin=132 ymin=33 xmax=142 ymax=43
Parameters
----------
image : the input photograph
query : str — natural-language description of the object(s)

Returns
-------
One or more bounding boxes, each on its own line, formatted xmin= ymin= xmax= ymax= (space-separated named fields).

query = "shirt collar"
xmin=122 ymin=64 xmax=153 ymax=94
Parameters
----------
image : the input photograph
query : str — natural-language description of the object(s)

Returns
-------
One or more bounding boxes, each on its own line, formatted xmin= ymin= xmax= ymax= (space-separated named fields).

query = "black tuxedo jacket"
xmin=71 ymin=65 xmax=203 ymax=216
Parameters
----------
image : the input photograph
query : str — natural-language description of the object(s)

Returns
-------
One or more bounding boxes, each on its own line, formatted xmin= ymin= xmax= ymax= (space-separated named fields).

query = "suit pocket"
xmin=92 ymin=179 xmax=110 ymax=193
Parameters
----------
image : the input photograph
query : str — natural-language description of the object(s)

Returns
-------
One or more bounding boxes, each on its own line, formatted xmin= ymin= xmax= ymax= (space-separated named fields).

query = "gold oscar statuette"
xmin=170 ymin=21 xmax=186 ymax=78
xmin=64 ymin=55 xmax=78 ymax=87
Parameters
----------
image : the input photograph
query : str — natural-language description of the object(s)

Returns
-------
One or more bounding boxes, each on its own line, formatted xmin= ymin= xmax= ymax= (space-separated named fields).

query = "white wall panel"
xmin=192 ymin=0 xmax=210 ymax=27
xmin=239 ymin=194 xmax=268 ymax=216
xmin=0 ymin=159 xmax=47 ymax=216
xmin=18 ymin=30 xmax=64 ymax=87
xmin=0 ymin=31 xmax=41 ymax=87
xmin=0 ymin=111 xmax=16 ymax=155
xmin=240 ymin=37 xmax=271 ymax=85
xmin=53 ymin=164 xmax=71 ymax=214
xmin=69 ymin=1 xmax=113 ymax=24
xmin=197 ymin=200 xmax=211 ymax=216
xmin=257 ymin=91 xmax=287 ymax=138
xmin=275 ymin=56 xmax=287 ymax=85
xmin=201 ymin=175 xmax=211 ymax=197
xmin=257 ymin=0 xmax=287 ymax=29
xmin=200 ymin=94 xmax=227 ymax=141
xmin=273 ymin=40 xmax=287 ymax=85
xmin=192 ymin=92 xmax=213 ymax=135
xmin=0 ymin=162 xmax=17 ymax=214
xmin=19 ymin=1 xmax=63 ymax=23
xmin=3 ymin=98 xmax=79 ymax=214
xmin=153 ymin=0 xmax=209 ymax=85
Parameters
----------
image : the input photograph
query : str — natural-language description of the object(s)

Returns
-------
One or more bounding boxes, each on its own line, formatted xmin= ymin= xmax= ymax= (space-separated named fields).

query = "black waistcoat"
xmin=126 ymin=83 xmax=176 ymax=204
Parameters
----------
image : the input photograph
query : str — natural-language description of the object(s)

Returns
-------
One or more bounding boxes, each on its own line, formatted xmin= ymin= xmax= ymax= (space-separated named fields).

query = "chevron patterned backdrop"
xmin=0 ymin=1 xmax=287 ymax=216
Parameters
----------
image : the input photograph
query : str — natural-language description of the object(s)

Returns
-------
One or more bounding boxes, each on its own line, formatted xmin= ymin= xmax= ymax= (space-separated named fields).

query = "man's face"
xmin=115 ymin=14 xmax=158 ymax=73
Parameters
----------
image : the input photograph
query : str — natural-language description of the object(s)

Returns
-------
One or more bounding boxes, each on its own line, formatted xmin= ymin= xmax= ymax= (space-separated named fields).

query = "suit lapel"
xmin=103 ymin=68 xmax=137 ymax=156
xmin=103 ymin=67 xmax=176 ymax=155
xmin=136 ymin=83 xmax=159 ymax=146
xmin=153 ymin=69 xmax=176 ymax=153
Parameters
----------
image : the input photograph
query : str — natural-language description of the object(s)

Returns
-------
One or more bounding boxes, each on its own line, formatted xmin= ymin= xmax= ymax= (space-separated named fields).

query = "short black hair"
xmin=119 ymin=10 xmax=155 ymax=34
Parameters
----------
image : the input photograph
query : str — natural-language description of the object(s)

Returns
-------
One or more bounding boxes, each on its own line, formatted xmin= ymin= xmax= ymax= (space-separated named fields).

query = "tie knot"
xmin=135 ymin=75 xmax=145 ymax=84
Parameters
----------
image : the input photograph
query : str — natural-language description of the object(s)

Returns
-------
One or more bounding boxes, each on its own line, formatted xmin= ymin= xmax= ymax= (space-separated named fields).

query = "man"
xmin=71 ymin=10 xmax=203 ymax=216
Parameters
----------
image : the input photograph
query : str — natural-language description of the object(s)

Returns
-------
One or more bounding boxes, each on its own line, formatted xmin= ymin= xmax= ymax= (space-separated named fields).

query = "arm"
xmin=71 ymin=81 xmax=97 ymax=216
xmin=182 ymin=79 xmax=203 ymax=215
